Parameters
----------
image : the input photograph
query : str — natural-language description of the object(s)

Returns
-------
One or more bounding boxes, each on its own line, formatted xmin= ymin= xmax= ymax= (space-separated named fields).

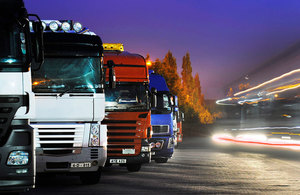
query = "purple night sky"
xmin=25 ymin=0 xmax=300 ymax=99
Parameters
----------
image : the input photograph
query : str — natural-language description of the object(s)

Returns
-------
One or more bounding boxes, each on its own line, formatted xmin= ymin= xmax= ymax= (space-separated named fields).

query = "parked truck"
xmin=0 ymin=0 xmax=43 ymax=192
xmin=172 ymin=95 xmax=184 ymax=146
xmin=149 ymin=70 xmax=175 ymax=163
xmin=102 ymin=43 xmax=153 ymax=172
xmin=31 ymin=20 xmax=107 ymax=184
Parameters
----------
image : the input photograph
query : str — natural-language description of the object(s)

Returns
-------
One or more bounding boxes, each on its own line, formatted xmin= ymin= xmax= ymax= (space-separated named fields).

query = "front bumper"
xmin=150 ymin=137 xmax=174 ymax=159
xmin=0 ymin=124 xmax=34 ymax=192
xmin=36 ymin=147 xmax=106 ymax=173
xmin=107 ymin=152 xmax=151 ymax=165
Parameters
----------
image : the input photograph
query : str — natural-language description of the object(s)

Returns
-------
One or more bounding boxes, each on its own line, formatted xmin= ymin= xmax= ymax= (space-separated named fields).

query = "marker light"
xmin=73 ymin=22 xmax=82 ymax=32
xmin=42 ymin=21 xmax=47 ymax=31
xmin=7 ymin=151 xmax=29 ymax=165
xmin=61 ymin=22 xmax=71 ymax=32
xmin=49 ymin=21 xmax=59 ymax=32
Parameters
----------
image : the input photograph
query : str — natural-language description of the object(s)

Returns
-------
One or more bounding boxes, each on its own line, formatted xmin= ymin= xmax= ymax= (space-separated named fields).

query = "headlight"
xmin=61 ymin=22 xmax=71 ymax=32
xmin=155 ymin=142 xmax=162 ymax=148
xmin=150 ymin=140 xmax=164 ymax=149
xmin=141 ymin=146 xmax=150 ymax=152
xmin=150 ymin=142 xmax=155 ymax=148
xmin=49 ymin=21 xmax=60 ymax=32
xmin=73 ymin=22 xmax=82 ymax=32
xmin=89 ymin=123 xmax=100 ymax=147
xmin=7 ymin=151 xmax=29 ymax=166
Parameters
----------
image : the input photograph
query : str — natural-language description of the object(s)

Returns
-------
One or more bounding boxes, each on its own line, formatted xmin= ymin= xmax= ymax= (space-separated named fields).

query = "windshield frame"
xmin=32 ymin=56 xmax=103 ymax=94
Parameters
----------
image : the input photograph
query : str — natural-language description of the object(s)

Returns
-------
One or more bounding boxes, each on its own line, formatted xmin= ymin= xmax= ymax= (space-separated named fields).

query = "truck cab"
xmin=31 ymin=20 xmax=107 ymax=184
xmin=149 ymin=70 xmax=175 ymax=163
xmin=102 ymin=43 xmax=152 ymax=172
xmin=172 ymin=95 xmax=184 ymax=146
xmin=0 ymin=0 xmax=43 ymax=192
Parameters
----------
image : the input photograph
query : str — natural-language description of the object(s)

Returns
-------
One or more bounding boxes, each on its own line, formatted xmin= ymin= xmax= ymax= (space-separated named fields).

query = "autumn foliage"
xmin=147 ymin=51 xmax=215 ymax=124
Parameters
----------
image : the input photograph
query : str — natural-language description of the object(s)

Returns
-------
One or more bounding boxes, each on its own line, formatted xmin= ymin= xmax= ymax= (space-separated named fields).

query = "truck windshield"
xmin=151 ymin=92 xmax=172 ymax=114
xmin=105 ymin=83 xmax=148 ymax=112
xmin=0 ymin=23 xmax=27 ymax=72
xmin=32 ymin=57 xmax=102 ymax=93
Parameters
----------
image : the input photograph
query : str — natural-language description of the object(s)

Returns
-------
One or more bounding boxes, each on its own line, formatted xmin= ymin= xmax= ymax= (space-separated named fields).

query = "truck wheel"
xmin=126 ymin=164 xmax=141 ymax=172
xmin=80 ymin=170 xmax=101 ymax=185
xmin=155 ymin=158 xmax=168 ymax=163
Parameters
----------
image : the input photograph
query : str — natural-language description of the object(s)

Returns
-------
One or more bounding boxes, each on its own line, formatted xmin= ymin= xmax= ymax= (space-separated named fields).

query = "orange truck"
xmin=102 ymin=43 xmax=153 ymax=172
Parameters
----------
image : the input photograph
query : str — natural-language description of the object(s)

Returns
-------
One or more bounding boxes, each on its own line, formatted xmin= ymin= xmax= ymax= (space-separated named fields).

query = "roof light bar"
xmin=103 ymin=43 xmax=124 ymax=52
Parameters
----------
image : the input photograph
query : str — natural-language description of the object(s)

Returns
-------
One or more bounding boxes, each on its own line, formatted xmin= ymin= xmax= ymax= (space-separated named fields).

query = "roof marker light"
xmin=61 ymin=22 xmax=71 ymax=32
xmin=49 ymin=21 xmax=59 ymax=32
xmin=73 ymin=22 xmax=82 ymax=32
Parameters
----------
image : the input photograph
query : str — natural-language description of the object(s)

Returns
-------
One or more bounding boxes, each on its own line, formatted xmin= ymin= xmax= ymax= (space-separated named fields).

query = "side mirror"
xmin=151 ymin=88 xmax=157 ymax=108
xmin=107 ymin=60 xmax=116 ymax=88
xmin=29 ymin=14 xmax=44 ymax=71
xmin=181 ymin=112 xmax=185 ymax=122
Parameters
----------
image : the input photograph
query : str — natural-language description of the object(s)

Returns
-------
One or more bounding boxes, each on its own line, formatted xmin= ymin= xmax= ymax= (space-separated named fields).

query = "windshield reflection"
xmin=32 ymin=57 xmax=102 ymax=93
xmin=105 ymin=83 xmax=148 ymax=112
xmin=152 ymin=92 xmax=172 ymax=114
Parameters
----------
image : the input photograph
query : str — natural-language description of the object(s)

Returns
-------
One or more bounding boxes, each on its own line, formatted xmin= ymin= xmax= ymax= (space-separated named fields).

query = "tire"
xmin=126 ymin=164 xmax=141 ymax=172
xmin=80 ymin=170 xmax=101 ymax=185
xmin=155 ymin=158 xmax=168 ymax=163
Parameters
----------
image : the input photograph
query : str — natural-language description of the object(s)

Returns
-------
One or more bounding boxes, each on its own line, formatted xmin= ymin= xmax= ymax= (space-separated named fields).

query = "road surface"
xmin=24 ymin=136 xmax=300 ymax=194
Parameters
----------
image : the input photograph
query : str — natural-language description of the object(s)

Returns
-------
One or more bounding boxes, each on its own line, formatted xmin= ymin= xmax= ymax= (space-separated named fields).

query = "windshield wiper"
xmin=58 ymin=86 xmax=78 ymax=97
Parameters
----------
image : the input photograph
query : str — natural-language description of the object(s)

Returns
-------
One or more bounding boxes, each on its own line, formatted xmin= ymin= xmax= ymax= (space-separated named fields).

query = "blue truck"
xmin=149 ymin=70 xmax=175 ymax=163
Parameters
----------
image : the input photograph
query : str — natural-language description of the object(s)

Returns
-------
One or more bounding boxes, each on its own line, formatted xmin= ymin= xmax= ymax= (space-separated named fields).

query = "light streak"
xmin=234 ymin=69 xmax=300 ymax=96
xmin=266 ymin=83 xmax=300 ymax=95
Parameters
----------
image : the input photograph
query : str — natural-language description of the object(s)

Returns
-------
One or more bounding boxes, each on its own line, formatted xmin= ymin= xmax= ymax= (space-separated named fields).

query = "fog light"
xmin=7 ymin=151 xmax=29 ymax=165
xmin=92 ymin=161 xmax=98 ymax=166
xmin=141 ymin=146 xmax=150 ymax=152
xmin=16 ymin=169 xmax=28 ymax=174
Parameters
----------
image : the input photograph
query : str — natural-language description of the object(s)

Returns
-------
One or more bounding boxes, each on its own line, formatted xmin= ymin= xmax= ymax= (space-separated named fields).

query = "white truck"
xmin=0 ymin=0 xmax=43 ymax=192
xmin=31 ymin=20 xmax=107 ymax=184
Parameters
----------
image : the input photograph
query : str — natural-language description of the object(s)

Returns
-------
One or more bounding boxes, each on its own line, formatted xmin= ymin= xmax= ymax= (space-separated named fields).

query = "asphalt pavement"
xmin=23 ymin=136 xmax=300 ymax=194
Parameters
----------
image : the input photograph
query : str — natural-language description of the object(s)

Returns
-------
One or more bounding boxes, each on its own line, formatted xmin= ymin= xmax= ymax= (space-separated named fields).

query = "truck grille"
xmin=103 ymin=118 xmax=141 ymax=156
xmin=152 ymin=125 xmax=169 ymax=134
xmin=34 ymin=124 xmax=84 ymax=155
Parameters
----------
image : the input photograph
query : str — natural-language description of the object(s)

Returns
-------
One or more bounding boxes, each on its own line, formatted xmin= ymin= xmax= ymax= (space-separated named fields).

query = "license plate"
xmin=110 ymin=159 xmax=127 ymax=164
xmin=70 ymin=162 xmax=91 ymax=168
xmin=151 ymin=152 xmax=156 ymax=155
xmin=122 ymin=149 xmax=135 ymax=154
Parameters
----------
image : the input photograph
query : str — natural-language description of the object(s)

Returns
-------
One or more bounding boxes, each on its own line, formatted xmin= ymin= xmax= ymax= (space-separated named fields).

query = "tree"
xmin=146 ymin=51 xmax=216 ymax=124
